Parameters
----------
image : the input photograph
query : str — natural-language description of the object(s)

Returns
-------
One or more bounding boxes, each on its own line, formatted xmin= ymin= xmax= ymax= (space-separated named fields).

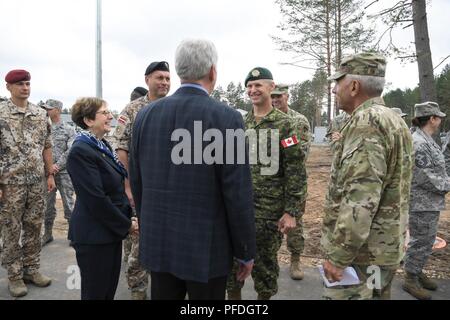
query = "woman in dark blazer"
xmin=67 ymin=97 xmax=138 ymax=300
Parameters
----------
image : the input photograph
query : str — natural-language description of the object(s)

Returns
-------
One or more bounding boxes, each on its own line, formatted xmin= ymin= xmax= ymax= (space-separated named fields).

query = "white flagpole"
xmin=96 ymin=0 xmax=103 ymax=98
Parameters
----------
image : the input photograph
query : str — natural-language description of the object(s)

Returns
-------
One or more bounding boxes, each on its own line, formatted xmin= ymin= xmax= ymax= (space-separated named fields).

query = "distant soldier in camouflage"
xmin=0 ymin=69 xmax=55 ymax=297
xmin=391 ymin=107 xmax=408 ymax=119
xmin=403 ymin=102 xmax=450 ymax=300
xmin=41 ymin=99 xmax=76 ymax=246
xmin=129 ymin=86 xmax=148 ymax=102
xmin=113 ymin=61 xmax=170 ymax=300
xmin=326 ymin=111 xmax=350 ymax=152
xmin=271 ymin=83 xmax=310 ymax=280
xmin=122 ymin=87 xmax=148 ymax=262
xmin=227 ymin=67 xmax=307 ymax=300
xmin=322 ymin=53 xmax=413 ymax=300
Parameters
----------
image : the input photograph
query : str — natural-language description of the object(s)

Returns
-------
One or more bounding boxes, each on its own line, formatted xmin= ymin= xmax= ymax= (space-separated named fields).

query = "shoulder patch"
xmin=415 ymin=150 xmax=432 ymax=169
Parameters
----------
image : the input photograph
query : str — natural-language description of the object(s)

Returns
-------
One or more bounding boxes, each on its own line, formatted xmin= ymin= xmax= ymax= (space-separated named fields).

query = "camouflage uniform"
xmin=326 ymin=112 xmax=350 ymax=153
xmin=227 ymin=107 xmax=307 ymax=298
xmin=285 ymin=108 xmax=310 ymax=257
xmin=321 ymin=97 xmax=413 ymax=299
xmin=442 ymin=131 xmax=450 ymax=176
xmin=404 ymin=128 xmax=450 ymax=275
xmin=112 ymin=95 xmax=150 ymax=294
xmin=44 ymin=120 xmax=76 ymax=230
xmin=0 ymin=99 xmax=52 ymax=281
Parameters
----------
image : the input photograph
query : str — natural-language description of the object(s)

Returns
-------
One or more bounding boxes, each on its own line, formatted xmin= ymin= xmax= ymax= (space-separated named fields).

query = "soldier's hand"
xmin=0 ymin=187 xmax=3 ymax=202
xmin=236 ymin=260 xmax=254 ymax=282
xmin=323 ymin=260 xmax=344 ymax=283
xmin=47 ymin=175 xmax=56 ymax=192
xmin=52 ymin=164 xmax=60 ymax=174
xmin=331 ymin=132 xmax=343 ymax=142
xmin=278 ymin=213 xmax=296 ymax=234
xmin=129 ymin=218 xmax=139 ymax=235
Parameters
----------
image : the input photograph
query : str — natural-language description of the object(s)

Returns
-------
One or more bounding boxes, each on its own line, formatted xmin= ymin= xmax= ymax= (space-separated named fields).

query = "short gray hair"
xmin=175 ymin=39 xmax=218 ymax=81
xmin=346 ymin=74 xmax=386 ymax=96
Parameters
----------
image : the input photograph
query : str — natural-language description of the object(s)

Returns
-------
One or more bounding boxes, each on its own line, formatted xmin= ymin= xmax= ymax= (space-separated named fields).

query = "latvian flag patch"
xmin=281 ymin=135 xmax=299 ymax=148
xmin=118 ymin=115 xmax=129 ymax=125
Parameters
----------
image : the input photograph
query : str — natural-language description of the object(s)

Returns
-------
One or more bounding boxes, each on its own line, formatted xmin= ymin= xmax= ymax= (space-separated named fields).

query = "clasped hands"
xmin=129 ymin=217 xmax=139 ymax=235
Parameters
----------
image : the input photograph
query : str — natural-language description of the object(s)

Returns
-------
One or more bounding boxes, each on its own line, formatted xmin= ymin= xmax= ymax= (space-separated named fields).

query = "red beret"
xmin=5 ymin=69 xmax=31 ymax=84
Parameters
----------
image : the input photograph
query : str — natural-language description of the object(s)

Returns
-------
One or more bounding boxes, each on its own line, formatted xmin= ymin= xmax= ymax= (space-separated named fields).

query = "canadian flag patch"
xmin=117 ymin=115 xmax=129 ymax=125
xmin=281 ymin=135 xmax=299 ymax=148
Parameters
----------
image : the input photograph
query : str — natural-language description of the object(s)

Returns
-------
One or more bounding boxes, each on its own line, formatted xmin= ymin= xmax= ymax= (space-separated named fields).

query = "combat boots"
xmin=8 ymin=279 xmax=28 ymax=297
xmin=42 ymin=226 xmax=54 ymax=246
xmin=131 ymin=290 xmax=148 ymax=300
xmin=227 ymin=289 xmax=242 ymax=300
xmin=418 ymin=272 xmax=438 ymax=291
xmin=290 ymin=254 xmax=304 ymax=280
xmin=402 ymin=272 xmax=432 ymax=300
xmin=23 ymin=272 xmax=52 ymax=287
xmin=257 ymin=293 xmax=272 ymax=300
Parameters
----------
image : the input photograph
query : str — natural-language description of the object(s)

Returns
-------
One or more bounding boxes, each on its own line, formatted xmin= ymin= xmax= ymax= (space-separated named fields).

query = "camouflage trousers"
xmin=322 ymin=264 xmax=396 ymax=300
xmin=227 ymin=219 xmax=283 ymax=297
xmin=404 ymin=211 xmax=440 ymax=275
xmin=124 ymin=232 xmax=149 ymax=293
xmin=45 ymin=173 xmax=74 ymax=228
xmin=286 ymin=202 xmax=305 ymax=256
xmin=0 ymin=182 xmax=46 ymax=281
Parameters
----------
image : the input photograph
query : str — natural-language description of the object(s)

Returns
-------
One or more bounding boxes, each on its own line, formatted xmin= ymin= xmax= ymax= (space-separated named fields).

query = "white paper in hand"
xmin=318 ymin=265 xmax=360 ymax=287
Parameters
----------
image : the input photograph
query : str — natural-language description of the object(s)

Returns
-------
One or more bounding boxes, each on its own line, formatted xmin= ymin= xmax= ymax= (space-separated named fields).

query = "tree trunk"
xmin=412 ymin=0 xmax=437 ymax=102
xmin=412 ymin=0 xmax=440 ymax=144
xmin=334 ymin=0 xmax=342 ymax=119
xmin=325 ymin=0 xmax=332 ymax=124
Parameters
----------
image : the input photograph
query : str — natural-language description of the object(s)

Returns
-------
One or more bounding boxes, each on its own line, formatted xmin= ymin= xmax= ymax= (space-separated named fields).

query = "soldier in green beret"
xmin=271 ymin=83 xmax=310 ymax=280
xmin=227 ymin=67 xmax=307 ymax=300
xmin=322 ymin=53 xmax=413 ymax=299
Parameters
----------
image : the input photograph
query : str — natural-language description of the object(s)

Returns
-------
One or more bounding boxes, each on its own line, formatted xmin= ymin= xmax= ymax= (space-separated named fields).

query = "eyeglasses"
xmin=96 ymin=110 xmax=112 ymax=116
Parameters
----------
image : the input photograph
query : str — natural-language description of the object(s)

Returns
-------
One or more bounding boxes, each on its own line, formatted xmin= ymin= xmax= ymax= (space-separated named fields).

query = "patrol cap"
xmin=44 ymin=99 xmax=63 ymax=110
xmin=5 ymin=69 xmax=31 ymax=84
xmin=328 ymin=52 xmax=386 ymax=81
xmin=391 ymin=107 xmax=408 ymax=118
xmin=413 ymin=101 xmax=446 ymax=119
xmin=245 ymin=67 xmax=273 ymax=87
xmin=271 ymin=84 xmax=289 ymax=95
xmin=145 ymin=61 xmax=170 ymax=76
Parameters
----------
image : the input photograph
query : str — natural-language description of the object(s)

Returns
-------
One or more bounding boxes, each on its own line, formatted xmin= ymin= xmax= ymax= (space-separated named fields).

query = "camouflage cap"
xmin=44 ymin=99 xmax=63 ymax=110
xmin=328 ymin=52 xmax=386 ymax=81
xmin=245 ymin=67 xmax=273 ymax=87
xmin=414 ymin=101 xmax=446 ymax=119
xmin=271 ymin=83 xmax=289 ymax=95
xmin=391 ymin=107 xmax=408 ymax=118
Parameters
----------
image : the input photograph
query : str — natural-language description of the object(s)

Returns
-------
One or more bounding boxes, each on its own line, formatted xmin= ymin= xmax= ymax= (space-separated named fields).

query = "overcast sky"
xmin=1 ymin=0 xmax=449 ymax=112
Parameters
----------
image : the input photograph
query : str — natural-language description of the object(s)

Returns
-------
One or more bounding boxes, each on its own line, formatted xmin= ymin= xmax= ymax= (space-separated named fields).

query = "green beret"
xmin=328 ymin=52 xmax=386 ymax=81
xmin=271 ymin=83 xmax=289 ymax=95
xmin=245 ymin=67 xmax=273 ymax=87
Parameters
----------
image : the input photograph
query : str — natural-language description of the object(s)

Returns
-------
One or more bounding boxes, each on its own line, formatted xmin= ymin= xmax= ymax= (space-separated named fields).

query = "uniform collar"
xmin=351 ymin=96 xmax=385 ymax=116
xmin=246 ymin=107 xmax=280 ymax=124
xmin=416 ymin=128 xmax=440 ymax=149
xmin=6 ymin=99 xmax=40 ymax=116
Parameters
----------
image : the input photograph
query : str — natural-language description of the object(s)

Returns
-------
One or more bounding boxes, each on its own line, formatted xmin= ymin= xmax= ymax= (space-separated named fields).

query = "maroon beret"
xmin=5 ymin=69 xmax=31 ymax=84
